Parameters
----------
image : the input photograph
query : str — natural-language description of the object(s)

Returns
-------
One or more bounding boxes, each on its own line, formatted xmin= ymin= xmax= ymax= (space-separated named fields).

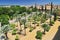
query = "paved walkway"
xmin=42 ymin=20 xmax=60 ymax=40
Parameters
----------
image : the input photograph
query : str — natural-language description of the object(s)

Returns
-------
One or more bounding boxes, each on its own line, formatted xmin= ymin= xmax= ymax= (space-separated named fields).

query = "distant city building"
xmin=0 ymin=3 xmax=60 ymax=11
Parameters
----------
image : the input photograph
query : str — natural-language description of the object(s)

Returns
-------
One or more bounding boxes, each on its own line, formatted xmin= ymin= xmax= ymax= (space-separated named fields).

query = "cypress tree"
xmin=45 ymin=5 xmax=47 ymax=20
xmin=50 ymin=2 xmax=53 ymax=25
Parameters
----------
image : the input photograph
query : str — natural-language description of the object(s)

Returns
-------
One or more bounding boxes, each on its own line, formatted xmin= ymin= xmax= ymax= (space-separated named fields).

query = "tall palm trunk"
xmin=5 ymin=32 xmax=8 ymax=40
xmin=24 ymin=14 xmax=26 ymax=36
xmin=30 ymin=21 xmax=31 ymax=27
xmin=24 ymin=22 xmax=26 ymax=36
xmin=19 ymin=19 xmax=22 ymax=34
xmin=17 ymin=15 xmax=22 ymax=34
xmin=19 ymin=21 xmax=22 ymax=31
xmin=30 ymin=12 xmax=32 ymax=28
xmin=33 ymin=20 xmax=36 ymax=29
xmin=43 ymin=29 xmax=45 ymax=34
xmin=34 ymin=23 xmax=36 ymax=29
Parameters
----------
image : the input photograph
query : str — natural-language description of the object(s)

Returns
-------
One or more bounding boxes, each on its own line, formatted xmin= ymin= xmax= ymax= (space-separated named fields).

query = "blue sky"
xmin=0 ymin=0 xmax=60 ymax=5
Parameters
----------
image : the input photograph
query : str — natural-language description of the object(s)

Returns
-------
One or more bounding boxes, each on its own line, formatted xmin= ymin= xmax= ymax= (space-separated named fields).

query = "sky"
xmin=0 ymin=0 xmax=60 ymax=5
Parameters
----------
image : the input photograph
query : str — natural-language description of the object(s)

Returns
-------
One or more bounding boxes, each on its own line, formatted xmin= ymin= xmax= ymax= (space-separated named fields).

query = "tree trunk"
xmin=30 ymin=21 xmax=31 ymax=27
xmin=23 ymin=21 xmax=26 ymax=36
xmin=24 ymin=28 xmax=26 ymax=36
xmin=50 ymin=16 xmax=51 ymax=25
xmin=24 ymin=15 xmax=26 ymax=36
xmin=24 ymin=24 xmax=26 ymax=36
xmin=5 ymin=32 xmax=8 ymax=40
xmin=19 ymin=20 xmax=22 ymax=34
xmin=54 ymin=13 xmax=57 ymax=21
xmin=43 ymin=29 xmax=45 ymax=34
xmin=34 ymin=24 xmax=36 ymax=29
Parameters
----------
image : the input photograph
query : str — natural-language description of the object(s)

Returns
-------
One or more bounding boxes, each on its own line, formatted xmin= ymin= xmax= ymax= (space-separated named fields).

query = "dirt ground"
xmin=8 ymin=19 xmax=60 ymax=40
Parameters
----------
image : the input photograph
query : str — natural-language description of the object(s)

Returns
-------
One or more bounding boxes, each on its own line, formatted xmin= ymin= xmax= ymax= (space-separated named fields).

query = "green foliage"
xmin=12 ymin=29 xmax=17 ymax=35
xmin=0 ymin=14 xmax=9 ymax=26
xmin=21 ymin=19 xmax=26 ymax=24
xmin=1 ymin=24 xmax=11 ymax=33
xmin=46 ymin=25 xmax=50 ymax=31
xmin=37 ymin=12 xmax=42 ymax=17
xmin=36 ymin=31 xmax=42 ymax=39
xmin=0 ymin=5 xmax=28 ymax=20
xmin=46 ymin=26 xmax=50 ymax=32
xmin=33 ymin=15 xmax=37 ymax=21
xmin=41 ymin=14 xmax=47 ymax=23
xmin=41 ymin=18 xmax=46 ymax=23
xmin=0 ymin=7 xmax=10 ymax=15
xmin=42 ymin=24 xmax=50 ymax=33
xmin=9 ymin=24 xmax=15 ymax=30
xmin=29 ymin=27 xmax=33 ymax=32
xmin=51 ymin=20 xmax=54 ymax=24
xmin=15 ymin=35 xmax=19 ymax=40
xmin=26 ymin=9 xmax=32 ymax=14
xmin=42 ymin=24 xmax=48 ymax=28
xmin=32 ymin=7 xmax=37 ymax=12
xmin=28 ymin=17 xmax=31 ymax=22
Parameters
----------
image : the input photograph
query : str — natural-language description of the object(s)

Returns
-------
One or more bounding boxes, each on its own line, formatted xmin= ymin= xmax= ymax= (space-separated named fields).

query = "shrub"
xmin=42 ymin=24 xmax=50 ymax=34
xmin=29 ymin=27 xmax=33 ymax=32
xmin=15 ymin=35 xmax=19 ymax=40
xmin=12 ymin=29 xmax=17 ymax=35
xmin=41 ymin=18 xmax=46 ymax=23
xmin=46 ymin=25 xmax=50 ymax=32
xmin=32 ymin=21 xmax=37 ymax=24
xmin=35 ymin=31 xmax=42 ymax=40
xmin=51 ymin=20 xmax=54 ymax=25
xmin=10 ymin=24 xmax=15 ymax=30
xmin=36 ymin=23 xmax=39 ymax=26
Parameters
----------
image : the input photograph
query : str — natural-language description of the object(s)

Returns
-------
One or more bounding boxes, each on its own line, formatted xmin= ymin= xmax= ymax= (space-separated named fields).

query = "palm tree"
xmin=41 ymin=14 xmax=46 ymax=23
xmin=33 ymin=15 xmax=37 ymax=29
xmin=22 ymin=19 xmax=26 ymax=36
xmin=36 ymin=31 xmax=42 ymax=40
xmin=28 ymin=16 xmax=32 ymax=28
xmin=1 ymin=25 xmax=11 ymax=40
xmin=22 ymin=13 xmax=27 ymax=35
xmin=17 ymin=14 xmax=22 ymax=34
xmin=42 ymin=24 xmax=48 ymax=34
